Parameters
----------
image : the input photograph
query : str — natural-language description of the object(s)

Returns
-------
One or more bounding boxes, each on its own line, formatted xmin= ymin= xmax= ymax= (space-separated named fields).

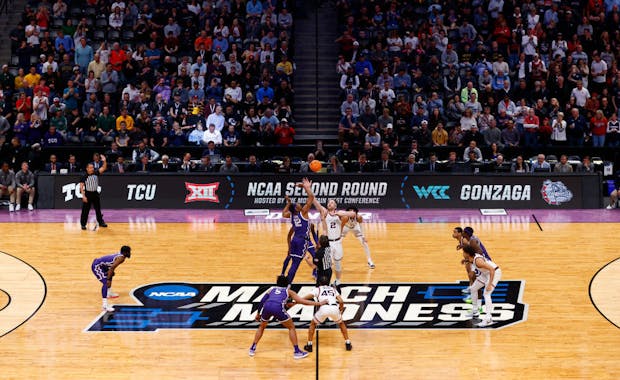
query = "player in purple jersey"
xmin=91 ymin=245 xmax=131 ymax=312
xmin=453 ymin=227 xmax=476 ymax=292
xmin=463 ymin=227 xmax=492 ymax=260
xmin=286 ymin=222 xmax=319 ymax=280
xmin=249 ymin=275 xmax=326 ymax=359
xmin=281 ymin=178 xmax=315 ymax=283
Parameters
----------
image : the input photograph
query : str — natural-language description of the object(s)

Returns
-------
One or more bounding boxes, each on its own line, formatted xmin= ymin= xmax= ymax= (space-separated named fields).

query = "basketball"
xmin=309 ymin=160 xmax=322 ymax=172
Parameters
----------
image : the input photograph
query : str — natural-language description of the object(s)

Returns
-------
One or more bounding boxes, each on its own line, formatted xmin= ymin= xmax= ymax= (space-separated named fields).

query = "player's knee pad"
xmin=334 ymin=258 xmax=342 ymax=271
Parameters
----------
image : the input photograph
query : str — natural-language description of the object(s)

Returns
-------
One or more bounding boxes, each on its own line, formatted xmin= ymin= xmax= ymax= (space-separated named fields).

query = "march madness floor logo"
xmin=86 ymin=281 xmax=528 ymax=331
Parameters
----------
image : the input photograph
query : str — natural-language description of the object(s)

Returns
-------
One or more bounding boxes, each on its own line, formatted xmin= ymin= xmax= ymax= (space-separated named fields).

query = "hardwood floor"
xmin=0 ymin=221 xmax=619 ymax=379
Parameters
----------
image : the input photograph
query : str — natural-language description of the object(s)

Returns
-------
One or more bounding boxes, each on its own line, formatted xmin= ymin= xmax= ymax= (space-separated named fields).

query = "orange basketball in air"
xmin=309 ymin=160 xmax=322 ymax=172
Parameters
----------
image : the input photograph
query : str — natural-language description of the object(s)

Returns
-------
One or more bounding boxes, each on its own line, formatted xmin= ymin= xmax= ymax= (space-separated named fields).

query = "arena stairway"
xmin=292 ymin=0 xmax=340 ymax=144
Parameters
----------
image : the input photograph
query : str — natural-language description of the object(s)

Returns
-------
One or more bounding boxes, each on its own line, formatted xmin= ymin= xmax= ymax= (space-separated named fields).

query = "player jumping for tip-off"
xmin=313 ymin=198 xmax=357 ymax=286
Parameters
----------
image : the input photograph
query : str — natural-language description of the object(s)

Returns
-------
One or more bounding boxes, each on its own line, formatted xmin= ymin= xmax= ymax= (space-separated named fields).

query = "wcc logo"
xmin=540 ymin=180 xmax=573 ymax=205
xmin=412 ymin=185 xmax=450 ymax=200
xmin=86 ymin=281 xmax=527 ymax=332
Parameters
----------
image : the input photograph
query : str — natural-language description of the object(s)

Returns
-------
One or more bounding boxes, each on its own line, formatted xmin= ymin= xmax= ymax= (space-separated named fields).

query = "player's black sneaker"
xmin=99 ymin=222 xmax=108 ymax=228
xmin=81 ymin=225 xmax=87 ymax=230
xmin=304 ymin=344 xmax=313 ymax=352
xmin=345 ymin=342 xmax=352 ymax=351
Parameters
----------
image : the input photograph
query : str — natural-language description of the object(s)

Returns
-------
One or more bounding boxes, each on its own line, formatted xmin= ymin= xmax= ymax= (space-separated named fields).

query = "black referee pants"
xmin=316 ymin=268 xmax=333 ymax=285
xmin=81 ymin=191 xmax=104 ymax=227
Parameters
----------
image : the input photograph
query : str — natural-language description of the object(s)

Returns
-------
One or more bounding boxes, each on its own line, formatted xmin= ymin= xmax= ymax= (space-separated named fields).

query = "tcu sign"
xmin=62 ymin=183 xmax=101 ymax=202
xmin=126 ymin=184 xmax=157 ymax=201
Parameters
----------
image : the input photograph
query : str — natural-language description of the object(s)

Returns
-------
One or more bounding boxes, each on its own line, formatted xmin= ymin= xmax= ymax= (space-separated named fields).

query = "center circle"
xmin=0 ymin=289 xmax=9 ymax=311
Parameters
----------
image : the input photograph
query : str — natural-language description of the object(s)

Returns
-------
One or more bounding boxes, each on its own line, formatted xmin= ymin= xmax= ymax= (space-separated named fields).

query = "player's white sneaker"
xmin=476 ymin=319 xmax=494 ymax=327
xmin=461 ymin=286 xmax=470 ymax=294
xmin=368 ymin=261 xmax=375 ymax=269
xmin=107 ymin=291 xmax=119 ymax=299
xmin=606 ymin=204 xmax=615 ymax=209
xmin=293 ymin=351 xmax=309 ymax=359
xmin=102 ymin=305 xmax=115 ymax=312
xmin=333 ymin=279 xmax=341 ymax=286
xmin=248 ymin=348 xmax=256 ymax=357
xmin=27 ymin=204 xmax=34 ymax=211
xmin=8 ymin=204 xmax=14 ymax=212
xmin=15 ymin=204 xmax=20 ymax=211
xmin=466 ymin=310 xmax=480 ymax=319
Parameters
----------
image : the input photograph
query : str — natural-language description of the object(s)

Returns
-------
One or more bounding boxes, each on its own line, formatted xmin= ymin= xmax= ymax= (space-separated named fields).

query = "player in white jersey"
xmin=303 ymin=275 xmax=352 ymax=352
xmin=313 ymin=199 xmax=356 ymax=286
xmin=342 ymin=206 xmax=375 ymax=268
xmin=462 ymin=245 xmax=502 ymax=327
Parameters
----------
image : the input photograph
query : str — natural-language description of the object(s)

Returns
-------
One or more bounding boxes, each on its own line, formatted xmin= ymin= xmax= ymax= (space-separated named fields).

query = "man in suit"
xmin=65 ymin=154 xmax=81 ymax=173
xmin=402 ymin=154 xmax=416 ymax=173
xmin=245 ymin=155 xmax=262 ymax=173
xmin=44 ymin=154 xmax=64 ymax=173
xmin=425 ymin=152 xmax=439 ymax=172
xmin=356 ymin=153 xmax=374 ymax=173
xmin=376 ymin=150 xmax=395 ymax=172
xmin=154 ymin=155 xmax=178 ymax=172
xmin=197 ymin=155 xmax=215 ymax=172
xmin=111 ymin=156 xmax=131 ymax=173
xmin=135 ymin=155 xmax=151 ymax=172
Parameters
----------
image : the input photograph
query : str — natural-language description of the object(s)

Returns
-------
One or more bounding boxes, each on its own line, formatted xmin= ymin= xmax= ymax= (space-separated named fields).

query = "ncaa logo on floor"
xmin=86 ymin=281 xmax=528 ymax=332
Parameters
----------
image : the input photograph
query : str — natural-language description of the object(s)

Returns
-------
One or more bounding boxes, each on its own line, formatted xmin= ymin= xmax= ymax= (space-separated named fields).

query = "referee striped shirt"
xmin=314 ymin=247 xmax=333 ymax=271
xmin=81 ymin=173 xmax=99 ymax=192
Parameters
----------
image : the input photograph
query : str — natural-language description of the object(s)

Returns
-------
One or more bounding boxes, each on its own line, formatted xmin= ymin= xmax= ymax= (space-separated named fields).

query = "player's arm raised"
xmin=288 ymin=289 xmax=327 ymax=306
xmin=282 ymin=195 xmax=292 ymax=218
xmin=300 ymin=177 xmax=315 ymax=214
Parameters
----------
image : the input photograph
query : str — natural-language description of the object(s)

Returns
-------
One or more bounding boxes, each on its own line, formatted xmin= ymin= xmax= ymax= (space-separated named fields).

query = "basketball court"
xmin=0 ymin=208 xmax=619 ymax=379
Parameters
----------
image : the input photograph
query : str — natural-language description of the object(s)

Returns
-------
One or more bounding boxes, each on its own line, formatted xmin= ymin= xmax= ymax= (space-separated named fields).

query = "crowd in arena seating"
xmin=333 ymin=0 xmax=620 ymax=173
xmin=0 ymin=0 xmax=297 ymax=173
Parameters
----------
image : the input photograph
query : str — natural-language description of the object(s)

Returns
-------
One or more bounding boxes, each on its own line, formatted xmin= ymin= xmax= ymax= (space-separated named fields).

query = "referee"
xmin=80 ymin=154 xmax=108 ymax=230
xmin=306 ymin=235 xmax=333 ymax=285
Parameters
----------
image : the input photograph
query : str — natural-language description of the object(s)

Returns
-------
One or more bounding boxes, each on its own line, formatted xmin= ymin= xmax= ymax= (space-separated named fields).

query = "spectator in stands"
xmin=376 ymin=150 xmax=395 ymax=173
xmin=463 ymin=141 xmax=483 ymax=162
xmin=523 ymin=108 xmax=540 ymax=147
xmin=509 ymin=155 xmax=529 ymax=174
xmin=132 ymin=141 xmax=159 ymax=162
xmin=206 ymin=105 xmax=225 ymax=132
xmin=43 ymin=125 xmax=64 ymax=147
xmin=566 ymin=108 xmax=587 ymax=147
xmin=590 ymin=110 xmax=608 ymax=147
xmin=355 ymin=153 xmax=373 ymax=173
xmin=43 ymin=154 xmax=62 ymax=174
xmin=531 ymin=154 xmax=551 ymax=172
xmin=14 ymin=161 xmax=35 ymax=211
xmin=274 ymin=118 xmax=295 ymax=146
xmin=607 ymin=113 xmax=620 ymax=147
xmin=203 ymin=123 xmax=223 ymax=146
xmin=554 ymin=155 xmax=573 ymax=173
xmin=0 ymin=162 xmax=16 ymax=211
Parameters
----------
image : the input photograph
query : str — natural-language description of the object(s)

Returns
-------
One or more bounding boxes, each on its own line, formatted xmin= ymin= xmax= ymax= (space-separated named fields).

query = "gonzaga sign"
xmin=86 ymin=281 xmax=528 ymax=331
xmin=37 ymin=173 xmax=600 ymax=209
